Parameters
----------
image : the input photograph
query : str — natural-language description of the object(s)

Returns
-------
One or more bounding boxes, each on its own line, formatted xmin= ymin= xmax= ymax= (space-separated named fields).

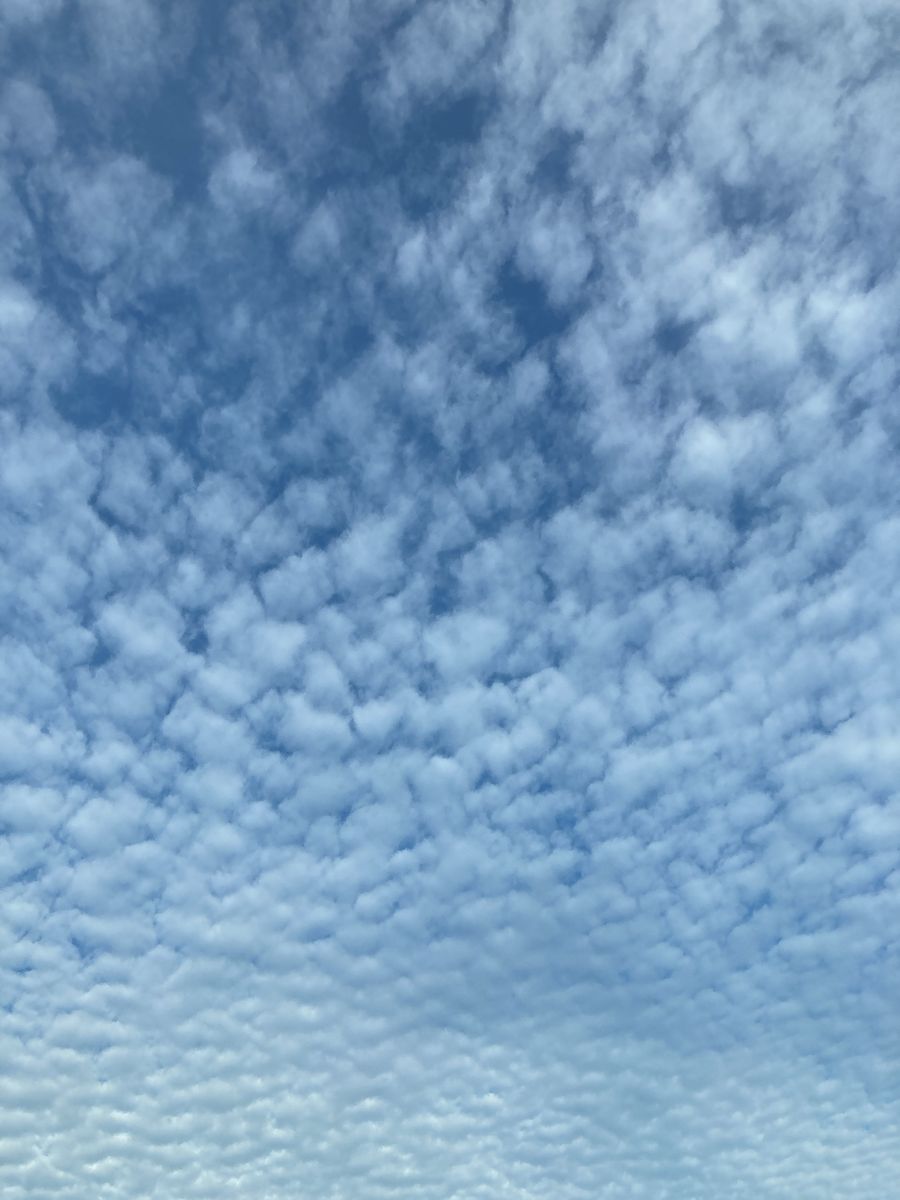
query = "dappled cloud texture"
xmin=1 ymin=0 xmax=900 ymax=1197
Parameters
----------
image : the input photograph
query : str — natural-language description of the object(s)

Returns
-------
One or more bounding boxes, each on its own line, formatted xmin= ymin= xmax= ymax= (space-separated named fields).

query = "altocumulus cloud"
xmin=1 ymin=1 xmax=899 ymax=1197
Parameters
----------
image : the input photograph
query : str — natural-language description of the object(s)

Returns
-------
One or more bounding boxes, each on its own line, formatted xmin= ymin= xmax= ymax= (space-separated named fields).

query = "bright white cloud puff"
xmin=1 ymin=1 xmax=899 ymax=1197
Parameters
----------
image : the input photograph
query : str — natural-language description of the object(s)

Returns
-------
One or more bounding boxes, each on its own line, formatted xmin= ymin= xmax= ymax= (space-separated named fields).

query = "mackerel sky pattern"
xmin=1 ymin=1 xmax=900 ymax=1197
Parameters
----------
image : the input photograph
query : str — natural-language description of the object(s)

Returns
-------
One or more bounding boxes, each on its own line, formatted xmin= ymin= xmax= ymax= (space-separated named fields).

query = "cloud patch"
xmin=1 ymin=1 xmax=899 ymax=1198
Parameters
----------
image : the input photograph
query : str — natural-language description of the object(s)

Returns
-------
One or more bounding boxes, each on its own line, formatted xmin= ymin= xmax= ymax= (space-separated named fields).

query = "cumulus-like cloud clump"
xmin=1 ymin=1 xmax=899 ymax=1196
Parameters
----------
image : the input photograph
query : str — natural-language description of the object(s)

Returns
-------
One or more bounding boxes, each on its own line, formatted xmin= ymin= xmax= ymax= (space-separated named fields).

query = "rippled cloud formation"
xmin=2 ymin=1 xmax=899 ymax=1196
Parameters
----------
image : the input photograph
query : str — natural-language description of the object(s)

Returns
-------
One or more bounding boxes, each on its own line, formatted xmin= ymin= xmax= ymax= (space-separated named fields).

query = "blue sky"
xmin=1 ymin=0 xmax=900 ymax=1196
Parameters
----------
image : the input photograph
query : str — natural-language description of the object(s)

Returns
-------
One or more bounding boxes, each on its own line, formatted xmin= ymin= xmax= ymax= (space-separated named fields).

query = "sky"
xmin=1 ymin=0 xmax=899 ymax=1197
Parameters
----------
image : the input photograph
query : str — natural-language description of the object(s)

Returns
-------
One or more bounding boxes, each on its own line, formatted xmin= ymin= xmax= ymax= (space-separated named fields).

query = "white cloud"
xmin=0 ymin=0 xmax=62 ymax=26
xmin=209 ymin=146 xmax=281 ymax=213
xmin=1 ymin=0 xmax=899 ymax=1196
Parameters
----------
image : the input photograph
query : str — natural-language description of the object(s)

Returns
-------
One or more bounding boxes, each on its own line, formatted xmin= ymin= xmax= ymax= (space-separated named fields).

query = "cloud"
xmin=0 ymin=0 xmax=63 ymax=27
xmin=0 ymin=0 xmax=899 ymax=1197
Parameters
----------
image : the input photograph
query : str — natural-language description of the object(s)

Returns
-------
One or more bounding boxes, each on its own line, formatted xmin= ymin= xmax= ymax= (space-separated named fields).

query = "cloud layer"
xmin=1 ymin=1 xmax=899 ymax=1196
